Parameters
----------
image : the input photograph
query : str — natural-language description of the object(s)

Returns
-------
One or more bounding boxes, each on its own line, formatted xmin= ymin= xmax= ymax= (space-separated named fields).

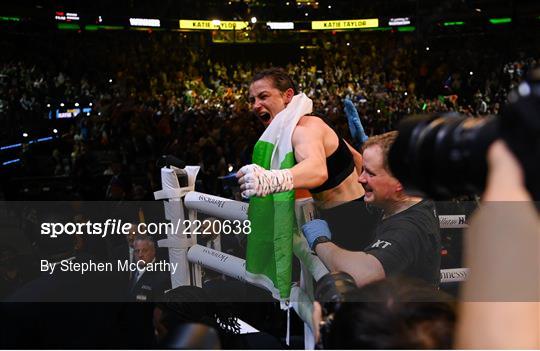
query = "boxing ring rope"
xmin=440 ymin=268 xmax=469 ymax=283
xmin=184 ymin=191 xmax=248 ymax=221
xmin=154 ymin=165 xmax=327 ymax=347
xmin=438 ymin=215 xmax=469 ymax=229
xmin=182 ymin=191 xmax=331 ymax=287
xmin=154 ymin=165 xmax=469 ymax=348
xmin=183 ymin=191 xmax=327 ymax=348
xmin=182 ymin=191 xmax=470 ymax=283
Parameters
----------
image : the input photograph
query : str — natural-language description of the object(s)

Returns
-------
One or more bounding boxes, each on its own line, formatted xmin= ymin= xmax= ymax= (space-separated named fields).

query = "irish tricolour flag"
xmin=245 ymin=94 xmax=313 ymax=301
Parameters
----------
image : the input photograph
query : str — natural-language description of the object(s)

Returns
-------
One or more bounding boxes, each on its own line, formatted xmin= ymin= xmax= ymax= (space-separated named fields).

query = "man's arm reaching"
xmin=315 ymin=242 xmax=385 ymax=287
xmin=302 ymin=219 xmax=385 ymax=287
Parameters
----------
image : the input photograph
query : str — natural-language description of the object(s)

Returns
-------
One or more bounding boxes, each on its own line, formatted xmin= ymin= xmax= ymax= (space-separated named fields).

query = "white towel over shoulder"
xmin=258 ymin=93 xmax=313 ymax=170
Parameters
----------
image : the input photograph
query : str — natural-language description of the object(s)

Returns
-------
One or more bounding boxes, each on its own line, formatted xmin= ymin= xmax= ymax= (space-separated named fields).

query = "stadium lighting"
xmin=66 ymin=13 xmax=79 ymax=21
xmin=518 ymin=82 xmax=531 ymax=97
xmin=57 ymin=23 xmax=80 ymax=30
xmin=85 ymin=25 xmax=124 ymax=31
xmin=251 ymin=17 xmax=257 ymax=24
xmin=489 ymin=18 xmax=512 ymax=24
xmin=179 ymin=19 xmax=249 ymax=30
xmin=55 ymin=12 xmax=80 ymax=22
xmin=0 ymin=143 xmax=22 ymax=151
xmin=397 ymin=26 xmax=415 ymax=32
xmin=129 ymin=18 xmax=161 ymax=27
xmin=2 ymin=159 xmax=20 ymax=166
xmin=443 ymin=21 xmax=465 ymax=26
xmin=36 ymin=137 xmax=53 ymax=143
xmin=389 ymin=17 xmax=411 ymax=26
xmin=0 ymin=17 xmax=21 ymax=22
xmin=312 ymin=19 xmax=379 ymax=30
xmin=267 ymin=22 xmax=294 ymax=30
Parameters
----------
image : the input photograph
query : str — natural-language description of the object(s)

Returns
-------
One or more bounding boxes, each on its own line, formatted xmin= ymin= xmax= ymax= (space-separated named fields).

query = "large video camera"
xmin=389 ymin=69 xmax=540 ymax=200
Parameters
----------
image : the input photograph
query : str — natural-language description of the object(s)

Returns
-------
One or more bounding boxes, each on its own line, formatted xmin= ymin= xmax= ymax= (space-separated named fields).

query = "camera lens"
xmin=389 ymin=114 xmax=498 ymax=199
xmin=315 ymin=272 xmax=357 ymax=305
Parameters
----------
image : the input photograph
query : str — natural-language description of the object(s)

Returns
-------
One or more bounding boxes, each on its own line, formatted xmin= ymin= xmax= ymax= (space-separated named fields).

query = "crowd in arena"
xmin=1 ymin=29 xmax=538 ymax=202
xmin=1 ymin=24 xmax=539 ymax=349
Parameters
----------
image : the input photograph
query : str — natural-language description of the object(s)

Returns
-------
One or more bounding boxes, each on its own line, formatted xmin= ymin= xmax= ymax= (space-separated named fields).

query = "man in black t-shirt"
xmin=302 ymin=131 xmax=441 ymax=287
xmin=363 ymin=199 xmax=440 ymax=286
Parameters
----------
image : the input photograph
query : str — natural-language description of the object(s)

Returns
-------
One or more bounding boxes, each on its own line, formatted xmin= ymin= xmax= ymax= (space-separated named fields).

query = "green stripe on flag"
xmin=246 ymin=140 xmax=296 ymax=299
xmin=251 ymin=140 xmax=275 ymax=169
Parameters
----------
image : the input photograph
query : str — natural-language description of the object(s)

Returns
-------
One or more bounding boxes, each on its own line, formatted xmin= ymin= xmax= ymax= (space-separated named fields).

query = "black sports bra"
xmin=310 ymin=123 xmax=355 ymax=194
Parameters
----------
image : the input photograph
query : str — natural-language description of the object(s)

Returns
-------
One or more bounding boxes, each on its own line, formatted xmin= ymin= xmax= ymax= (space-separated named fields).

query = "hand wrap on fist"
xmin=237 ymin=164 xmax=294 ymax=198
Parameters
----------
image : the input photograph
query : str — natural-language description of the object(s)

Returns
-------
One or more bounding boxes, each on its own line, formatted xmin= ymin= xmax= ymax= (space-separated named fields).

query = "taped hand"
xmin=237 ymin=164 xmax=294 ymax=198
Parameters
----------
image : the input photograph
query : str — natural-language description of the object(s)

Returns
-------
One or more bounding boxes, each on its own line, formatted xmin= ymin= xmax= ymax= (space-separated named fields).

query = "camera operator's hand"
xmin=301 ymin=219 xmax=332 ymax=251
xmin=457 ymin=139 xmax=539 ymax=349
xmin=484 ymin=140 xmax=531 ymax=201
xmin=312 ymin=301 xmax=323 ymax=345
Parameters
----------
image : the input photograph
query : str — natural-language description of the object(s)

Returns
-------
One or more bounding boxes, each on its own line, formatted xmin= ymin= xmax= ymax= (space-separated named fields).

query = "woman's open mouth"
xmin=259 ymin=112 xmax=271 ymax=122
